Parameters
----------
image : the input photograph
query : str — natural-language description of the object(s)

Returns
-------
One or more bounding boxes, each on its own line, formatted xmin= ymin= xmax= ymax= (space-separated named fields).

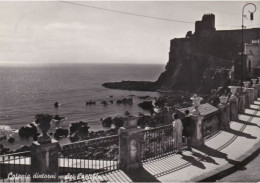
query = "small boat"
xmin=101 ymin=101 xmax=108 ymax=106
xmin=54 ymin=102 xmax=59 ymax=108
xmin=53 ymin=115 xmax=65 ymax=121
xmin=86 ymin=100 xmax=96 ymax=105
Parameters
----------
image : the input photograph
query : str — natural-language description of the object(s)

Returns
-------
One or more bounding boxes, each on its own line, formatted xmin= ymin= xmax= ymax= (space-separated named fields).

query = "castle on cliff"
xmin=156 ymin=14 xmax=260 ymax=91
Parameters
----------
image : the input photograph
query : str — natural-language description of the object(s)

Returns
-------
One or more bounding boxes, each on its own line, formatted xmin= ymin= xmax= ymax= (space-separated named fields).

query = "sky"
xmin=0 ymin=1 xmax=260 ymax=65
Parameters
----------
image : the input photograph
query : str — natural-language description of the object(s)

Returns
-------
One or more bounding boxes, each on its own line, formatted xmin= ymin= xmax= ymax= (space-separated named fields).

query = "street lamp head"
xmin=241 ymin=3 xmax=257 ymax=90
xmin=250 ymin=12 xmax=254 ymax=20
xmin=242 ymin=3 xmax=257 ymax=22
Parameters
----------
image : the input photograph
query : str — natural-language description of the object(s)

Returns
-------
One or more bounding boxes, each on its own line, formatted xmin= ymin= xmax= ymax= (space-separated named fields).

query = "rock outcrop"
xmin=102 ymin=116 xmax=124 ymax=129
xmin=53 ymin=115 xmax=65 ymax=121
xmin=18 ymin=123 xmax=38 ymax=139
xmin=138 ymin=101 xmax=154 ymax=113
xmin=102 ymin=117 xmax=113 ymax=128
xmin=69 ymin=132 xmax=80 ymax=142
xmin=7 ymin=136 xmax=15 ymax=143
xmin=15 ymin=145 xmax=31 ymax=153
xmin=116 ymin=98 xmax=133 ymax=105
xmin=54 ymin=128 xmax=69 ymax=139
xmin=69 ymin=121 xmax=90 ymax=135
xmin=0 ymin=145 xmax=12 ymax=155
xmin=68 ymin=121 xmax=90 ymax=142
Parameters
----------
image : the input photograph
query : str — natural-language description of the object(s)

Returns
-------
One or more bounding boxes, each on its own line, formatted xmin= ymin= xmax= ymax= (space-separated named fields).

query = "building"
xmin=245 ymin=39 xmax=260 ymax=77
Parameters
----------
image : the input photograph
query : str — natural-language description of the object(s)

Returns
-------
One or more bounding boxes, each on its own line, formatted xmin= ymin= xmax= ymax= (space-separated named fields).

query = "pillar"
xmin=190 ymin=94 xmax=204 ymax=147
xmin=238 ymin=91 xmax=246 ymax=113
xmin=252 ymin=79 xmax=258 ymax=100
xmin=229 ymin=97 xmax=239 ymax=121
xmin=257 ymin=84 xmax=260 ymax=98
xmin=228 ymin=86 xmax=239 ymax=121
xmin=247 ymin=88 xmax=255 ymax=104
xmin=191 ymin=114 xmax=204 ymax=147
xmin=31 ymin=114 xmax=59 ymax=182
xmin=252 ymin=86 xmax=258 ymax=100
xmin=218 ymin=101 xmax=230 ymax=130
xmin=258 ymin=77 xmax=260 ymax=97
xmin=119 ymin=117 xmax=142 ymax=172
xmin=244 ymin=89 xmax=250 ymax=108
xmin=31 ymin=140 xmax=59 ymax=182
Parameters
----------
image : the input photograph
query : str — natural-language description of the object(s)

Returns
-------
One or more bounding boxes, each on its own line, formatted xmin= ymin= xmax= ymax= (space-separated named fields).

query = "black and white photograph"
xmin=0 ymin=1 xmax=260 ymax=182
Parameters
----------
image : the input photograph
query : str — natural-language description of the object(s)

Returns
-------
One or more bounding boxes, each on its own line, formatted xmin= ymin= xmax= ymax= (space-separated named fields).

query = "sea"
xmin=0 ymin=63 xmax=164 ymax=149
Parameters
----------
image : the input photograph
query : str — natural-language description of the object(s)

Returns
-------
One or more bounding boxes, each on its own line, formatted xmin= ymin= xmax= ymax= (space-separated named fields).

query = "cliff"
xmin=103 ymin=14 xmax=260 ymax=92
xmin=156 ymin=28 xmax=260 ymax=91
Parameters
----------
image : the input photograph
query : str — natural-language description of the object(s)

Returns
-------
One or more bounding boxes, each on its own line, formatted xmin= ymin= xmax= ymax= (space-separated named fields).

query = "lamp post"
xmin=241 ymin=3 xmax=257 ymax=90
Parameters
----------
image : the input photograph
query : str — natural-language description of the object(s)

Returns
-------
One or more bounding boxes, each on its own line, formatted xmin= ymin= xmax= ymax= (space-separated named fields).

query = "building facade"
xmin=245 ymin=39 xmax=260 ymax=77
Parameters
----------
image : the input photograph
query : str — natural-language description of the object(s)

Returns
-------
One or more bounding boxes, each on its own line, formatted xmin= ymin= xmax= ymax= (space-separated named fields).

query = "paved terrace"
xmin=93 ymin=99 xmax=260 ymax=182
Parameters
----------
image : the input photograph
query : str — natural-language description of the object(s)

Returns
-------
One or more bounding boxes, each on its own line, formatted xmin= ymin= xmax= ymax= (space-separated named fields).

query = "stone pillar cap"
xmin=122 ymin=116 xmax=139 ymax=129
xmin=219 ymin=95 xmax=229 ymax=104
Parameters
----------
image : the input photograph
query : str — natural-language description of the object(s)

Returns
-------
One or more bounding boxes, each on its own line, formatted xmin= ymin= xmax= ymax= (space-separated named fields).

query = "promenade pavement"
xmin=97 ymin=99 xmax=260 ymax=182
xmin=218 ymin=152 xmax=260 ymax=182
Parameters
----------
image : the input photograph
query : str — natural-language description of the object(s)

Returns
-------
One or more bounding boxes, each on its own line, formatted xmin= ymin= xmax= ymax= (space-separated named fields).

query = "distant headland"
xmin=102 ymin=81 xmax=157 ymax=91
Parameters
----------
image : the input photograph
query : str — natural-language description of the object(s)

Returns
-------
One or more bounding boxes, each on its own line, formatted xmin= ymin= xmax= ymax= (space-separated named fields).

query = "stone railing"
xmin=141 ymin=124 xmax=176 ymax=162
xmin=59 ymin=135 xmax=119 ymax=181
xmin=202 ymin=111 xmax=219 ymax=138
xmin=0 ymin=151 xmax=31 ymax=181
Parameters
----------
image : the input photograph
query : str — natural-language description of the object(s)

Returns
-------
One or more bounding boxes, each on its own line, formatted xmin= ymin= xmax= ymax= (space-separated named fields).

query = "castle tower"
xmin=195 ymin=14 xmax=216 ymax=36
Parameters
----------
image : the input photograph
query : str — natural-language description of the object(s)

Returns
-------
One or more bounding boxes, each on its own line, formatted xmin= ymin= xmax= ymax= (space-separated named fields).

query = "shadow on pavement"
xmin=125 ymin=167 xmax=160 ymax=182
xmin=181 ymin=154 xmax=206 ymax=169
xmin=233 ymin=119 xmax=260 ymax=128
xmin=237 ymin=166 xmax=247 ymax=171
xmin=223 ymin=129 xmax=257 ymax=139
xmin=194 ymin=145 xmax=240 ymax=165
xmin=191 ymin=151 xmax=219 ymax=165
xmin=100 ymin=170 xmax=133 ymax=182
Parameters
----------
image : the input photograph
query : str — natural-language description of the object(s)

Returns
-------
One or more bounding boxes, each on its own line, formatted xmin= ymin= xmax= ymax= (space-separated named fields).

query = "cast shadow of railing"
xmin=125 ymin=167 xmax=160 ymax=182
xmin=181 ymin=154 xmax=206 ymax=169
xmin=223 ymin=128 xmax=257 ymax=139
xmin=194 ymin=145 xmax=239 ymax=165
xmin=141 ymin=149 xmax=221 ymax=179
xmin=191 ymin=151 xmax=219 ymax=165
xmin=243 ymin=109 xmax=260 ymax=117
xmin=231 ymin=119 xmax=260 ymax=128
xmin=238 ymin=113 xmax=260 ymax=127
xmin=98 ymin=170 xmax=134 ymax=183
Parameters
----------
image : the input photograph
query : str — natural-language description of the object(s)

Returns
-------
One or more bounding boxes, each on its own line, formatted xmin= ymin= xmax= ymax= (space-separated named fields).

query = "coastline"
xmin=0 ymin=93 xmax=160 ymax=154
xmin=0 ymin=63 xmax=164 ymax=133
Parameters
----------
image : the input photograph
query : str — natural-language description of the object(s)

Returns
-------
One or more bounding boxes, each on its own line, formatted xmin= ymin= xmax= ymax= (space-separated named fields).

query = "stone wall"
xmin=178 ymin=103 xmax=220 ymax=139
xmin=202 ymin=112 xmax=219 ymax=138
